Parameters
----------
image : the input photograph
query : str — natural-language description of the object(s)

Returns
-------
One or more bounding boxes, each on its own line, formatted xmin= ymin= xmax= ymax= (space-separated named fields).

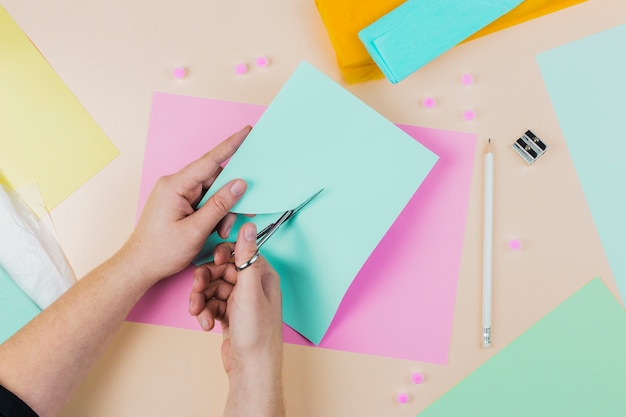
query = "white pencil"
xmin=482 ymin=139 xmax=494 ymax=348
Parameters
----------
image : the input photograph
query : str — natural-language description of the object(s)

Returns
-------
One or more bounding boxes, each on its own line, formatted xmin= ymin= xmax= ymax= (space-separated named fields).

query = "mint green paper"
xmin=358 ymin=0 xmax=523 ymax=83
xmin=419 ymin=278 xmax=626 ymax=416
xmin=537 ymin=24 xmax=626 ymax=305
xmin=0 ymin=266 xmax=41 ymax=344
xmin=197 ymin=61 xmax=438 ymax=344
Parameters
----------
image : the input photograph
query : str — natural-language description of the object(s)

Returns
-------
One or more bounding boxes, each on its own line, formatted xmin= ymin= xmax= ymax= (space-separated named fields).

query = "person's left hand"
xmin=119 ymin=126 xmax=252 ymax=286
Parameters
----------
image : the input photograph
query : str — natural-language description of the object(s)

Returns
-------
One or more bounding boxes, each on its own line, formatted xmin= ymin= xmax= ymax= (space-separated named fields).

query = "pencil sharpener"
xmin=512 ymin=130 xmax=548 ymax=164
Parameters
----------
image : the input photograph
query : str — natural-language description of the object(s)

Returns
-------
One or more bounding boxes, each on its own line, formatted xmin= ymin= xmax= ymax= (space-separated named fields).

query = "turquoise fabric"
xmin=359 ymin=0 xmax=523 ymax=83
xmin=0 ymin=266 xmax=40 ymax=344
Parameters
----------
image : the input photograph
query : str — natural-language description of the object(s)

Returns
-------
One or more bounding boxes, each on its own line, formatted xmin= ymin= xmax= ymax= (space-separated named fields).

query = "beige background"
xmin=2 ymin=0 xmax=625 ymax=415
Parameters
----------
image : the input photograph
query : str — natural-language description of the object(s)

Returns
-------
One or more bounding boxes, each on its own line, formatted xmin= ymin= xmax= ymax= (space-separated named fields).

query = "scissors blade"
xmin=256 ymin=188 xmax=324 ymax=249
xmin=284 ymin=188 xmax=324 ymax=222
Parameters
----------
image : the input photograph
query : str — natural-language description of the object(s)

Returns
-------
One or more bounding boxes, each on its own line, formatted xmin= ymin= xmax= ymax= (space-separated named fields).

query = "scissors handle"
xmin=228 ymin=209 xmax=292 ymax=259
xmin=235 ymin=250 xmax=260 ymax=271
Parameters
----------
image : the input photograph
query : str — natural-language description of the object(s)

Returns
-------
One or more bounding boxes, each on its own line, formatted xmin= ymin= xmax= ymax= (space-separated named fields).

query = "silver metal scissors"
xmin=233 ymin=188 xmax=324 ymax=271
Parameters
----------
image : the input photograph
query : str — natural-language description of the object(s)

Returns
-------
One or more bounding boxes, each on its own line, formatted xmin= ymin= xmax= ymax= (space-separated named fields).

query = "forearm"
xmin=0 ymin=247 xmax=153 ymax=417
xmin=224 ymin=363 xmax=285 ymax=417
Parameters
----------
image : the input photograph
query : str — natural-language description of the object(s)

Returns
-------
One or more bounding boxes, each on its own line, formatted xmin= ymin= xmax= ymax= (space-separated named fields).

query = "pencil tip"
xmin=488 ymin=138 xmax=492 ymax=144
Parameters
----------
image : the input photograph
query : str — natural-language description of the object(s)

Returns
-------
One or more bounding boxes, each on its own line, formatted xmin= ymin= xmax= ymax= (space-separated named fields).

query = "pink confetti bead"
xmin=422 ymin=97 xmax=436 ymax=108
xmin=411 ymin=372 xmax=425 ymax=384
xmin=508 ymin=238 xmax=522 ymax=250
xmin=461 ymin=73 xmax=474 ymax=85
xmin=172 ymin=67 xmax=187 ymax=79
xmin=396 ymin=392 xmax=410 ymax=404
xmin=255 ymin=56 xmax=270 ymax=68
xmin=234 ymin=63 xmax=248 ymax=75
xmin=463 ymin=109 xmax=476 ymax=121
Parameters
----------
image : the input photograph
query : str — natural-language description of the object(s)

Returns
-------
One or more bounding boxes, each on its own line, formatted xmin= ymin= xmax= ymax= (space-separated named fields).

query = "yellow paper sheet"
xmin=315 ymin=0 xmax=587 ymax=84
xmin=0 ymin=6 xmax=119 ymax=210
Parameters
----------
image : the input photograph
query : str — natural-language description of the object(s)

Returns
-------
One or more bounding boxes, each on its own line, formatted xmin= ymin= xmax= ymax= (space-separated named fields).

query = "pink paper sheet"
xmin=127 ymin=92 xmax=476 ymax=364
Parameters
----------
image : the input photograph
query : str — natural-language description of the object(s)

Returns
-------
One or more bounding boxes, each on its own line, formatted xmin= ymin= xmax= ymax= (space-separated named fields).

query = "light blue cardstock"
xmin=537 ymin=23 xmax=626 ymax=305
xmin=196 ymin=61 xmax=438 ymax=344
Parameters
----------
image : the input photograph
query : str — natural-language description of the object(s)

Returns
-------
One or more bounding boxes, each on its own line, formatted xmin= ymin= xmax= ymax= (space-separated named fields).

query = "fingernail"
xmin=245 ymin=224 xmax=256 ymax=241
xmin=239 ymin=125 xmax=251 ymax=134
xmin=230 ymin=180 xmax=245 ymax=197
xmin=201 ymin=319 xmax=209 ymax=331
xmin=189 ymin=300 xmax=194 ymax=311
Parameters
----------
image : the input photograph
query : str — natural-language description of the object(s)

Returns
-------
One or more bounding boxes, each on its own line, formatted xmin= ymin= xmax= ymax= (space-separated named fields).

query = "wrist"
xmin=110 ymin=241 xmax=158 ymax=291
xmin=118 ymin=227 xmax=182 ymax=284
xmin=226 ymin=336 xmax=283 ymax=379
xmin=227 ymin=353 xmax=282 ymax=382
xmin=225 ymin=361 xmax=284 ymax=417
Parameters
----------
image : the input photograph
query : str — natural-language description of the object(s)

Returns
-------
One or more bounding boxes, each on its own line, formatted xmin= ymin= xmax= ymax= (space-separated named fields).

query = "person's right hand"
xmin=189 ymin=223 xmax=284 ymax=416
xmin=189 ymin=222 xmax=283 ymax=375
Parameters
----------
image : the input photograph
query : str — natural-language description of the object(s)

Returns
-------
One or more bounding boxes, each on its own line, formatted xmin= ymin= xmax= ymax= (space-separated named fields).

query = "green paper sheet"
xmin=196 ymin=61 xmax=438 ymax=344
xmin=536 ymin=23 xmax=626 ymax=305
xmin=0 ymin=267 xmax=41 ymax=344
xmin=419 ymin=278 xmax=626 ymax=416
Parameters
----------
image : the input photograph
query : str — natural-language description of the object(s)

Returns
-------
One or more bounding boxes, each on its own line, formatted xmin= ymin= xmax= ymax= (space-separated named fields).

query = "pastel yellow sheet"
xmin=0 ymin=6 xmax=119 ymax=209
xmin=315 ymin=0 xmax=587 ymax=84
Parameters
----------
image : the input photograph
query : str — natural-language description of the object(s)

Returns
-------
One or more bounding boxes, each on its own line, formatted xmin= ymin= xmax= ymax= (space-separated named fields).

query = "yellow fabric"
xmin=314 ymin=0 xmax=405 ymax=83
xmin=315 ymin=0 xmax=587 ymax=84
xmin=464 ymin=0 xmax=586 ymax=42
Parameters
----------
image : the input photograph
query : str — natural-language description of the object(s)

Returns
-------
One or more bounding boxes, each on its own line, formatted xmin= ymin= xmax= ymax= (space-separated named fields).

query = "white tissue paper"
xmin=0 ymin=184 xmax=76 ymax=309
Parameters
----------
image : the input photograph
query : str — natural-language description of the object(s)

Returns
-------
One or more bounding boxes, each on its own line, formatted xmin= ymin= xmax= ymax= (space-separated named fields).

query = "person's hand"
xmin=119 ymin=126 xmax=252 ymax=286
xmin=189 ymin=223 xmax=284 ymax=416
xmin=188 ymin=222 xmax=283 ymax=375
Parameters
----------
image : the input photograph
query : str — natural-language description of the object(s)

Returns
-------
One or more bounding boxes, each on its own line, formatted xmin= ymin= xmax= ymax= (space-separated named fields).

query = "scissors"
xmin=232 ymin=188 xmax=324 ymax=271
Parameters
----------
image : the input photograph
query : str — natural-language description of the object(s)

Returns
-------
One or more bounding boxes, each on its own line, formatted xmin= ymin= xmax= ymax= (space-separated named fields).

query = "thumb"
xmin=188 ymin=179 xmax=246 ymax=236
xmin=233 ymin=223 xmax=267 ymax=299
xmin=234 ymin=223 xmax=260 ymax=274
